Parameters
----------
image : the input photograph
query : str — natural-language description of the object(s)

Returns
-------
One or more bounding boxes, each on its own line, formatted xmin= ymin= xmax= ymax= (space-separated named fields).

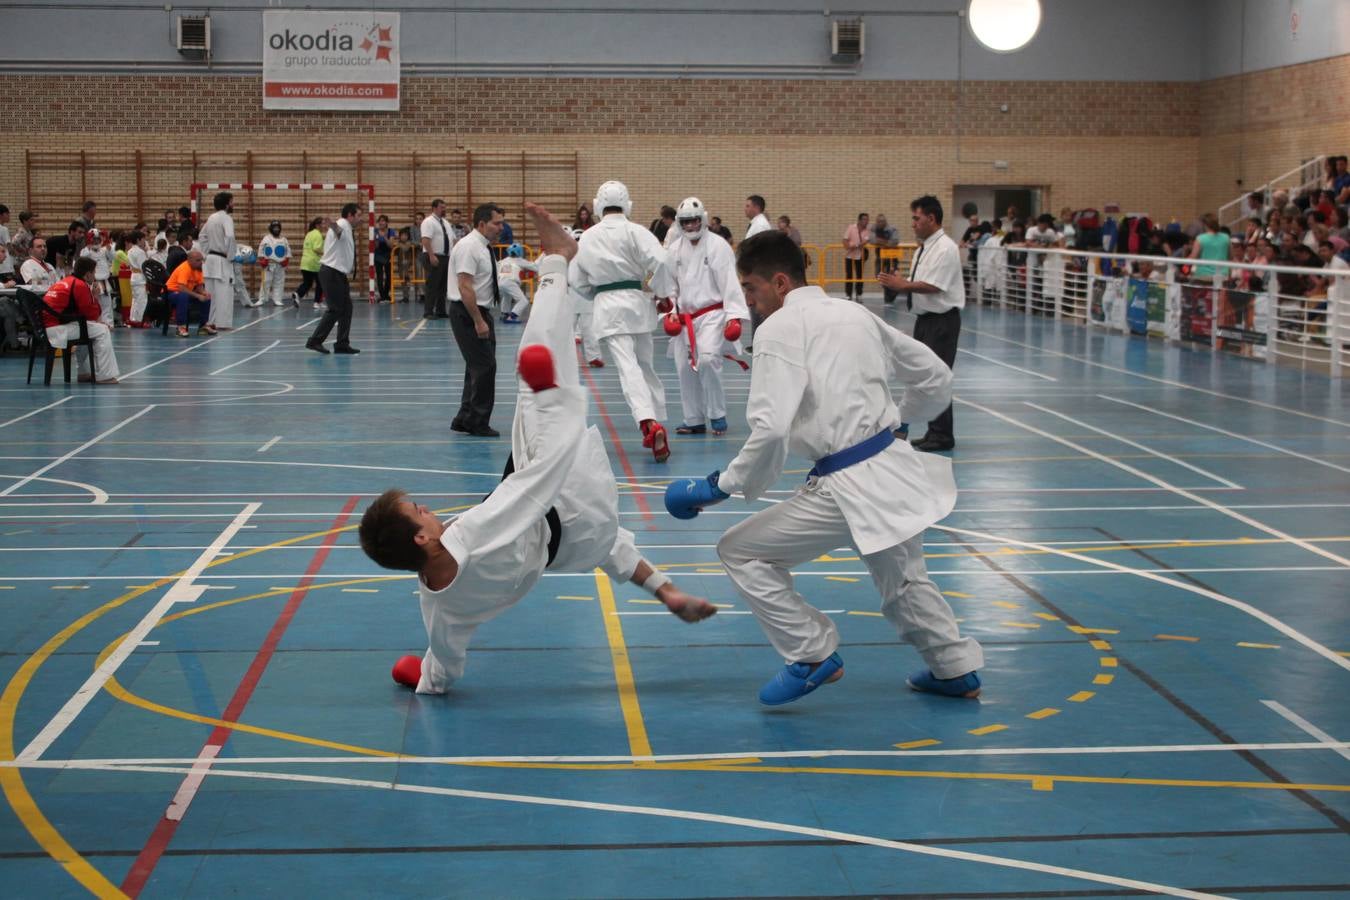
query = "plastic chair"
xmin=16 ymin=287 xmax=96 ymax=385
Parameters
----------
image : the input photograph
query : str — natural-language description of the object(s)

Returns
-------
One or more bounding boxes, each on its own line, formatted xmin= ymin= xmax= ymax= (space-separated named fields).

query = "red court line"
xmin=119 ymin=496 xmax=360 ymax=897
xmin=579 ymin=348 xmax=653 ymax=522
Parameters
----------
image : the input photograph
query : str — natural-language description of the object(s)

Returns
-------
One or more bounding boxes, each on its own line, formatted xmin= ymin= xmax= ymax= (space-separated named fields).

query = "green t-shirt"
xmin=1194 ymin=231 xmax=1228 ymax=278
xmin=301 ymin=229 xmax=324 ymax=271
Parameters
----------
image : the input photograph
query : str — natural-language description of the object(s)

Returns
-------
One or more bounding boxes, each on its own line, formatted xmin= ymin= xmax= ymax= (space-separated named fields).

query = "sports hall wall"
xmin=0 ymin=0 xmax=1346 ymax=242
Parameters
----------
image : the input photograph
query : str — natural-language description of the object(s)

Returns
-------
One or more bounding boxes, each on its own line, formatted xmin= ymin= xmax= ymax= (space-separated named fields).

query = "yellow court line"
xmin=1000 ymin=621 xmax=1041 ymax=630
xmin=894 ymin=739 xmax=941 ymax=749
xmin=991 ymin=601 xmax=1020 ymax=609
xmin=847 ymin=611 xmax=883 ymax=617
xmin=825 ymin=576 xmax=859 ymax=583
xmin=1025 ymin=708 xmax=1060 ymax=720
xmin=942 ymin=591 xmax=974 ymax=598
xmin=1068 ymin=691 xmax=1096 ymax=702
xmin=1237 ymin=642 xmax=1281 ymax=650
xmin=1068 ymin=626 xmax=1119 ymax=635
xmin=557 ymin=595 xmax=594 ymax=601
xmin=1100 ymin=657 xmax=1119 ymax=668
xmin=1094 ymin=674 xmax=1115 ymax=685
xmin=968 ymin=724 xmax=1008 ymax=736
xmin=1156 ymin=634 xmax=1200 ymax=642
xmin=594 ymin=569 xmax=653 ymax=759
xmin=1090 ymin=640 xmax=1113 ymax=651
xmin=1033 ymin=612 xmax=1060 ymax=621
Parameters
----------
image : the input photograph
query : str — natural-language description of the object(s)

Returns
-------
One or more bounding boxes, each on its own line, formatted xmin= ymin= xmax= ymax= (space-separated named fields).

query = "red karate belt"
xmin=679 ymin=301 xmax=723 ymax=371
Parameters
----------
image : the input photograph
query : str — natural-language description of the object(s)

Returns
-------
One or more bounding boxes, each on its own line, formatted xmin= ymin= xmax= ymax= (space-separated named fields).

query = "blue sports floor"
xmin=0 ymin=296 xmax=1347 ymax=899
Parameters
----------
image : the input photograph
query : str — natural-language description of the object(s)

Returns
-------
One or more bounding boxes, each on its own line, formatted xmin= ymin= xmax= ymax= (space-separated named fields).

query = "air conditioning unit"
xmin=831 ymin=18 xmax=864 ymax=64
xmin=176 ymin=15 xmax=211 ymax=60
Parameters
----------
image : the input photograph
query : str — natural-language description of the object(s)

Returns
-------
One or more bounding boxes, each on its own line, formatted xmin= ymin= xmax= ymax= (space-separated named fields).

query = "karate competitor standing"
xmin=662 ymin=197 xmax=749 ymax=436
xmin=497 ymin=242 xmax=537 ymax=324
xmin=198 ymin=191 xmax=237 ymax=329
xmin=359 ymin=203 xmax=714 ymax=694
xmin=665 ymin=231 xmax=984 ymax=705
xmin=568 ymin=180 xmax=677 ymax=462
xmin=233 ymin=244 xmax=256 ymax=308
xmin=257 ymin=221 xmax=294 ymax=307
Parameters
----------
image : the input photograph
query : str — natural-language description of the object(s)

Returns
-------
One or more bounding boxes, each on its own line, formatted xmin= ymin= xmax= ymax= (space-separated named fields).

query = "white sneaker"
xmin=272 ymin=298 xmax=288 ymax=306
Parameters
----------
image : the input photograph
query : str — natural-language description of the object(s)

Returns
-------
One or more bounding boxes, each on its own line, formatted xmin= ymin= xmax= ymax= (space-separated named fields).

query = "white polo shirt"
xmin=909 ymin=229 xmax=965 ymax=315
xmin=320 ymin=218 xmax=355 ymax=273
xmin=450 ymin=228 xmax=496 ymax=308
xmin=0 ymin=224 xmax=11 ymax=275
xmin=420 ymin=214 xmax=454 ymax=256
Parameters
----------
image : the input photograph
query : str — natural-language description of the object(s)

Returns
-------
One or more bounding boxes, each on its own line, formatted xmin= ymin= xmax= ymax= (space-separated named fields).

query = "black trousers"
xmin=309 ymin=266 xmax=353 ymax=348
xmin=844 ymin=257 xmax=864 ymax=299
xmin=374 ymin=256 xmax=391 ymax=302
xmin=422 ymin=254 xmax=449 ymax=317
xmin=913 ymin=307 xmax=960 ymax=441
xmin=448 ymin=302 xmax=497 ymax=429
xmin=296 ymin=268 xmax=324 ymax=303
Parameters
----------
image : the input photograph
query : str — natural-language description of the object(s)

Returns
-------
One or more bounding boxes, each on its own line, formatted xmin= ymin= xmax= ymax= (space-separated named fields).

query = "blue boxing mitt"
xmin=664 ymin=471 xmax=730 ymax=520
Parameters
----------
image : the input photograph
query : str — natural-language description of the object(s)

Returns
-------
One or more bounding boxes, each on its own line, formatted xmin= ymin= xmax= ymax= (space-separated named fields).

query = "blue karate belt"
xmin=808 ymin=429 xmax=896 ymax=479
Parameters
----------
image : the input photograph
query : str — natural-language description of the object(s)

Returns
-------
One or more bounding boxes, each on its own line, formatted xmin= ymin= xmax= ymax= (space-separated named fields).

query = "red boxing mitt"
xmin=391 ymin=654 xmax=422 ymax=688
xmin=280 ymin=257 xmax=289 ymax=268
xmin=655 ymin=297 xmax=673 ymax=314
xmin=517 ymin=344 xmax=558 ymax=392
xmin=723 ymin=319 xmax=742 ymax=342
xmin=662 ymin=314 xmax=682 ymax=336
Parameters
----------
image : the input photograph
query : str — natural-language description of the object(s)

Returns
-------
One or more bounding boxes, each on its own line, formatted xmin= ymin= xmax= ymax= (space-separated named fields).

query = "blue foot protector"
xmin=759 ymin=652 xmax=844 ymax=706
xmin=710 ymin=416 xmax=728 ymax=434
xmin=906 ymin=668 xmax=981 ymax=698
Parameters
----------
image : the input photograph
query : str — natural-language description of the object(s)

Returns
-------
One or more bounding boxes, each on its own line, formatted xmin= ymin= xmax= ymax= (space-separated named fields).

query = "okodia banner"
xmin=263 ymin=10 xmax=400 ymax=111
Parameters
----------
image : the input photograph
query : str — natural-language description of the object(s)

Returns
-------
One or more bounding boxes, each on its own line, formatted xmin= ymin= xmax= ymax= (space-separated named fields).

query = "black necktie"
xmin=907 ymin=242 xmax=925 ymax=312
xmin=488 ymin=242 xmax=500 ymax=306
xmin=438 ymin=218 xmax=449 ymax=255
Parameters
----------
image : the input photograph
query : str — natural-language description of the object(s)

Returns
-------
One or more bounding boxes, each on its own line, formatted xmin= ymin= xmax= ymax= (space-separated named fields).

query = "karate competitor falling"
xmin=359 ymin=202 xmax=715 ymax=695
xmin=569 ymin=180 xmax=677 ymax=462
xmin=664 ymin=231 xmax=984 ymax=705
xmin=662 ymin=197 xmax=750 ymax=436
xmin=257 ymin=220 xmax=295 ymax=307
xmin=497 ymin=242 xmax=537 ymax=324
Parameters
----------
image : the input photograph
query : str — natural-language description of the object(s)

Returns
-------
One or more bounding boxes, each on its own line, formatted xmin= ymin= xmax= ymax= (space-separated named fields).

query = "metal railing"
xmin=1218 ymin=155 xmax=1328 ymax=230
xmin=961 ymin=244 xmax=1349 ymax=377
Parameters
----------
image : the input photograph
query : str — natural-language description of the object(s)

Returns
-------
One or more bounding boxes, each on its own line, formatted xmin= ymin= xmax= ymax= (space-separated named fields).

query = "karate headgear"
xmin=506 ymin=243 xmax=524 ymax=258
xmin=85 ymin=228 xmax=101 ymax=246
xmin=676 ymin=197 xmax=708 ymax=240
xmin=269 ymin=220 xmax=282 ymax=234
xmin=593 ymin=181 xmax=632 ymax=219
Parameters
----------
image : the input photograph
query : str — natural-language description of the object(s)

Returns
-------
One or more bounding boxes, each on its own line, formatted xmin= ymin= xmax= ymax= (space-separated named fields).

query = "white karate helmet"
xmin=676 ymin=196 xmax=708 ymax=240
xmin=593 ymin=180 xmax=632 ymax=219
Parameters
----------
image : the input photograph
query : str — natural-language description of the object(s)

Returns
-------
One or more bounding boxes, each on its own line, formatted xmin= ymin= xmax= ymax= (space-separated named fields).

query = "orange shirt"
xmin=166 ymin=260 xmax=204 ymax=293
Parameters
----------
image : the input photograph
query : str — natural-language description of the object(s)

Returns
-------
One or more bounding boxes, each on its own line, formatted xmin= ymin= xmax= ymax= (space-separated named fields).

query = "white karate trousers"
xmin=129 ymin=282 xmax=148 ymax=323
xmin=676 ymin=350 xmax=726 ymax=427
xmin=261 ymin=262 xmax=288 ymax=305
xmin=501 ymin=280 xmax=530 ymax=319
xmin=572 ymin=292 xmax=602 ymax=362
xmin=601 ymin=331 xmax=666 ymax=425
xmin=717 ymin=481 xmax=983 ymax=678
xmin=45 ymin=321 xmax=120 ymax=380
xmin=206 ymin=276 xmax=233 ymax=328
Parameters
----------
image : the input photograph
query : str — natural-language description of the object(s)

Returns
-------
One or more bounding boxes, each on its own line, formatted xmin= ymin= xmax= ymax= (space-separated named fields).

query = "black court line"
xmin=962 ymin=534 xmax=1350 ymax=835
xmin=0 ymin=825 xmax=1335 ymax=859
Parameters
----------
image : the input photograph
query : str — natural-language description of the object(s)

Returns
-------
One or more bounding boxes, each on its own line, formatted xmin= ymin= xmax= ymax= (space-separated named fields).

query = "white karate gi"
xmin=414 ymin=255 xmax=645 ymax=694
xmin=258 ymin=234 xmax=292 ymax=305
xmin=745 ymin=213 xmax=772 ymax=239
xmin=127 ymin=244 xmax=149 ymax=323
xmin=232 ymin=245 xmax=255 ymax=307
xmin=665 ymin=230 xmax=750 ymax=428
xmin=497 ymin=256 xmax=537 ymax=319
xmin=571 ymin=286 xmax=602 ymax=362
xmin=715 ymin=285 xmax=983 ymax=678
xmin=199 ymin=209 xmax=236 ymax=328
xmin=568 ymin=213 xmax=676 ymax=425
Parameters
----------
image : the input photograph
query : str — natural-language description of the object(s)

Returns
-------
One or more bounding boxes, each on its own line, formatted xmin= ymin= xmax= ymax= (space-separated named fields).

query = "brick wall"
xmin=0 ymin=56 xmax=1344 ymax=245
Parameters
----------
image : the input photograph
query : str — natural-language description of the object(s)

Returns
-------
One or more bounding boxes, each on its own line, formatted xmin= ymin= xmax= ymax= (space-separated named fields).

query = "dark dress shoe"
xmin=911 ymin=436 xmax=955 ymax=452
xmin=468 ymin=425 xmax=500 ymax=437
xmin=334 ymin=345 xmax=360 ymax=354
xmin=451 ymin=420 xmax=470 ymax=433
xmin=305 ymin=341 xmax=329 ymax=354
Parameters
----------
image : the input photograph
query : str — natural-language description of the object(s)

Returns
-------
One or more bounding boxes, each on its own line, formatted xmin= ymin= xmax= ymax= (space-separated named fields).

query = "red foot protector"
xmin=518 ymin=344 xmax=557 ymax=391
xmin=392 ymin=654 xmax=422 ymax=688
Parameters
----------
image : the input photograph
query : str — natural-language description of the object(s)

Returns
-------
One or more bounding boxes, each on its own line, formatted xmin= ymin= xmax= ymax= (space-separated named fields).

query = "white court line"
xmin=939 ymin=524 xmax=1350 ymax=674
xmin=0 ymin=406 xmax=155 ymax=498
xmin=966 ymin=325 xmax=1350 ymax=428
xmin=39 ymin=455 xmax=501 ymax=479
xmin=16 ymin=502 xmax=260 ymax=762
xmin=295 ymin=316 xmax=322 ymax=330
xmin=37 ymin=763 xmax=1226 ymax=900
xmin=230 ymin=308 xmax=289 ymax=332
xmin=11 ymin=740 xmax=1345 ymax=768
xmin=0 ymin=396 xmax=73 ymax=430
xmin=257 ymin=436 xmax=282 ymax=453
xmin=1097 ymin=395 xmax=1350 ymax=476
xmin=958 ymin=348 xmax=1057 ymax=381
xmin=1023 ymin=402 xmax=1243 ymax=489
xmin=405 ymin=318 xmax=428 ymax=341
xmin=210 ymin=340 xmax=281 ymax=376
xmin=118 ymin=340 xmax=219 ymax=381
xmin=958 ymin=397 xmax=1350 ymax=570
xmin=0 ymin=475 xmax=108 ymax=505
xmin=1261 ymin=701 xmax=1350 ymax=763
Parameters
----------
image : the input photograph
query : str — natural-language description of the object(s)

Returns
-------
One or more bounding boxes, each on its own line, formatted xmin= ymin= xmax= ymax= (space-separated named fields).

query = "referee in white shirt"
xmin=305 ymin=202 xmax=360 ymax=354
xmin=878 ymin=195 xmax=963 ymax=452
xmin=420 ymin=199 xmax=455 ymax=319
xmin=448 ymin=203 xmax=505 ymax=436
